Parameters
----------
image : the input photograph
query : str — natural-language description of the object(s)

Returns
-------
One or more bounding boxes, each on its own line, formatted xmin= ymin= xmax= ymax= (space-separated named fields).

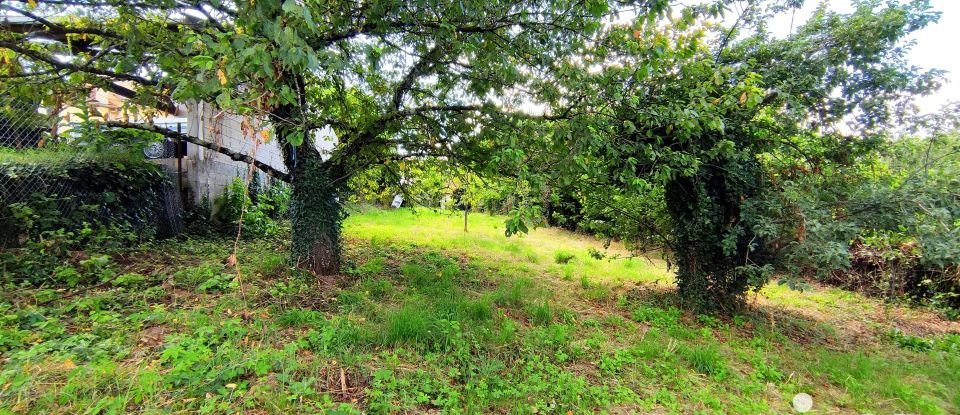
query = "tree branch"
xmin=0 ymin=40 xmax=160 ymax=87
xmin=104 ymin=121 xmax=290 ymax=182
xmin=1 ymin=4 xmax=123 ymax=41
xmin=392 ymin=45 xmax=443 ymax=111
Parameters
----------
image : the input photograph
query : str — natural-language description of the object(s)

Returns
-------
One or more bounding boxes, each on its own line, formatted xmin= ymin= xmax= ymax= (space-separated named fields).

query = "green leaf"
xmin=190 ymin=55 xmax=215 ymax=70
xmin=286 ymin=131 xmax=305 ymax=147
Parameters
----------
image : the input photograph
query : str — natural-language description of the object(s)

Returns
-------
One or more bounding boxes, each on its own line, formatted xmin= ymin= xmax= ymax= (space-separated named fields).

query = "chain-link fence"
xmin=0 ymin=98 xmax=184 ymax=246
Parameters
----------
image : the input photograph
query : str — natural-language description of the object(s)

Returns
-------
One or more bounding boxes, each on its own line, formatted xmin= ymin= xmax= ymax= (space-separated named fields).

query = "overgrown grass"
xmin=1 ymin=207 xmax=958 ymax=414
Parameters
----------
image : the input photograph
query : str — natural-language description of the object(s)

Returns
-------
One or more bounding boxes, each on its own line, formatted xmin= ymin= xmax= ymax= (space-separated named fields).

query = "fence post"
xmin=176 ymin=122 xmax=185 ymax=203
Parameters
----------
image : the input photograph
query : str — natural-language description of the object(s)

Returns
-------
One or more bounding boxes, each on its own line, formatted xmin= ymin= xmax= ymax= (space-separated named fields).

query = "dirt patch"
xmin=114 ymin=250 xmax=199 ymax=277
xmin=868 ymin=307 xmax=960 ymax=337
xmin=137 ymin=325 xmax=170 ymax=349
xmin=314 ymin=364 xmax=369 ymax=405
xmin=751 ymin=287 xmax=959 ymax=347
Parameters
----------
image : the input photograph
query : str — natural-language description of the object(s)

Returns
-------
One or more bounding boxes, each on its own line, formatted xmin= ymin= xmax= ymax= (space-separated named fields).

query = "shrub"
xmin=213 ymin=177 xmax=285 ymax=238
xmin=183 ymin=195 xmax=214 ymax=236
xmin=0 ymin=225 xmax=132 ymax=287
xmin=0 ymin=147 xmax=174 ymax=287
xmin=1 ymin=149 xmax=178 ymax=247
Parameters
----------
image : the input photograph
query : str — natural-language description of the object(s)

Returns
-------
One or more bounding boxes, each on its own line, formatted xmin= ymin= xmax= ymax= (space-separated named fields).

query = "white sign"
xmin=390 ymin=194 xmax=403 ymax=208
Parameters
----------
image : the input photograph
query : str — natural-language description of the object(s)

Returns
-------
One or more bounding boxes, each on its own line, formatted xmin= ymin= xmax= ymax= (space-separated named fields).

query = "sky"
xmin=759 ymin=0 xmax=960 ymax=114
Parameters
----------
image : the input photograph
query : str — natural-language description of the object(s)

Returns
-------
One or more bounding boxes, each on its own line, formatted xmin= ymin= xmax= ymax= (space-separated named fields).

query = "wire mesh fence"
xmin=0 ymin=97 xmax=184 ymax=246
xmin=0 ymin=91 xmax=295 ymax=246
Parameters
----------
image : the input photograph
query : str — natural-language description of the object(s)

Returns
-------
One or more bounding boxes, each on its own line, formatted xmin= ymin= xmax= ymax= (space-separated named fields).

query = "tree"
xmin=503 ymin=0 xmax=943 ymax=309
xmin=1 ymin=0 xmax=636 ymax=275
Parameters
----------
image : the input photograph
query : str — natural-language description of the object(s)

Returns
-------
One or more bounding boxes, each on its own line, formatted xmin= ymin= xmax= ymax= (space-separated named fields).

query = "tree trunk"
xmin=664 ymin=158 xmax=766 ymax=311
xmin=287 ymin=144 xmax=343 ymax=276
xmin=273 ymin=99 xmax=344 ymax=277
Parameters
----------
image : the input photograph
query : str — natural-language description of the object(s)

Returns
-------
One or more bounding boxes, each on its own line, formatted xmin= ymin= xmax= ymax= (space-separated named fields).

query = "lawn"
xmin=1 ymin=207 xmax=958 ymax=414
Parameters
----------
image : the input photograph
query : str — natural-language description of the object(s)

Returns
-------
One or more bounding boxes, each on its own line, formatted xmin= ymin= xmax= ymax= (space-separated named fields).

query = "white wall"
xmin=152 ymin=103 xmax=339 ymax=205
xmin=182 ymin=102 xmax=286 ymax=204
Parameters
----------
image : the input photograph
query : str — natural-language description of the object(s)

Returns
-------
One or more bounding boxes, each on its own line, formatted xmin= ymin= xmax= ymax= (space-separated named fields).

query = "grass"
xmin=1 ymin=206 xmax=958 ymax=414
xmin=553 ymin=249 xmax=576 ymax=264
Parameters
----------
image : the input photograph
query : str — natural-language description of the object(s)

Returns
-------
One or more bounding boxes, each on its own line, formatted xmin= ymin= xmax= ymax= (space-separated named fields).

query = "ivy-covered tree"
xmin=502 ymin=0 xmax=944 ymax=310
xmin=0 ymin=0 xmax=638 ymax=275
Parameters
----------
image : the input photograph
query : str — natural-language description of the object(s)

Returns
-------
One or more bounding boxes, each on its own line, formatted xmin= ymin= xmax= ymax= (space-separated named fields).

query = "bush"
xmin=0 ymin=149 xmax=179 ymax=247
xmin=213 ymin=177 xmax=287 ymax=238
xmin=0 ymin=148 xmax=174 ymax=287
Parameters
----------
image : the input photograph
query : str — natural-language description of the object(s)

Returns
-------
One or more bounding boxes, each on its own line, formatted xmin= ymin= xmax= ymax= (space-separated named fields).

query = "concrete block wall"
xmin=154 ymin=103 xmax=337 ymax=207
xmin=180 ymin=103 xmax=287 ymax=205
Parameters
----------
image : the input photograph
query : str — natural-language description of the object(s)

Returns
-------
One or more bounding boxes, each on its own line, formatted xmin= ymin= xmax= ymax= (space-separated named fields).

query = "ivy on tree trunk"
xmin=274 ymin=101 xmax=345 ymax=277
xmin=288 ymin=147 xmax=343 ymax=276
xmin=664 ymin=157 xmax=768 ymax=310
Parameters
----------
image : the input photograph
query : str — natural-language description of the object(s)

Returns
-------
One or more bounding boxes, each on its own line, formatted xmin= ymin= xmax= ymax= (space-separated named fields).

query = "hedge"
xmin=0 ymin=149 xmax=182 ymax=247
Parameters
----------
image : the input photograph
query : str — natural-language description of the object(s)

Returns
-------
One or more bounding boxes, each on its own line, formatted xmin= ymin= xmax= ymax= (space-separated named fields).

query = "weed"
xmin=526 ymin=251 xmax=541 ymax=263
xmin=887 ymin=329 xmax=934 ymax=352
xmin=587 ymin=247 xmax=605 ymax=260
xmin=277 ymin=309 xmax=326 ymax=327
xmin=402 ymin=262 xmax=454 ymax=295
xmin=173 ymin=264 xmax=234 ymax=292
xmin=111 ymin=272 xmax=147 ymax=287
xmin=335 ymin=290 xmax=366 ymax=312
xmin=358 ymin=277 xmax=394 ymax=300
xmin=554 ymin=249 xmax=576 ymax=264
xmin=253 ymin=253 xmax=288 ymax=277
xmin=526 ymin=300 xmax=554 ymax=325
xmin=683 ymin=345 xmax=727 ymax=378
xmin=492 ymin=278 xmax=531 ymax=308
xmin=749 ymin=351 xmax=785 ymax=383
xmin=583 ymin=283 xmax=612 ymax=302
xmin=630 ymin=305 xmax=681 ymax=328
xmin=696 ymin=314 xmax=724 ymax=329
xmin=356 ymin=257 xmax=387 ymax=275
xmin=436 ymin=295 xmax=493 ymax=322
xmin=196 ymin=273 xmax=236 ymax=293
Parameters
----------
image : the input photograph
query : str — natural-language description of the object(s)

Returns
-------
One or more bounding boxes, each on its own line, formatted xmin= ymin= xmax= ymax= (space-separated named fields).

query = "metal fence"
xmin=0 ymin=99 xmax=184 ymax=245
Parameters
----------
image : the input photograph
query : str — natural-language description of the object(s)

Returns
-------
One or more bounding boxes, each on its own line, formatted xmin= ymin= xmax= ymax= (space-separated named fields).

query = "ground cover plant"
xmin=1 ymin=207 xmax=957 ymax=414
xmin=2 ymin=0 xmax=959 ymax=413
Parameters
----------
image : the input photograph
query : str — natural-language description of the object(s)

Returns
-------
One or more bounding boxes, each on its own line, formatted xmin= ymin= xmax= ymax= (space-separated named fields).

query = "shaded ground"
xmin=1 ymin=207 xmax=958 ymax=414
